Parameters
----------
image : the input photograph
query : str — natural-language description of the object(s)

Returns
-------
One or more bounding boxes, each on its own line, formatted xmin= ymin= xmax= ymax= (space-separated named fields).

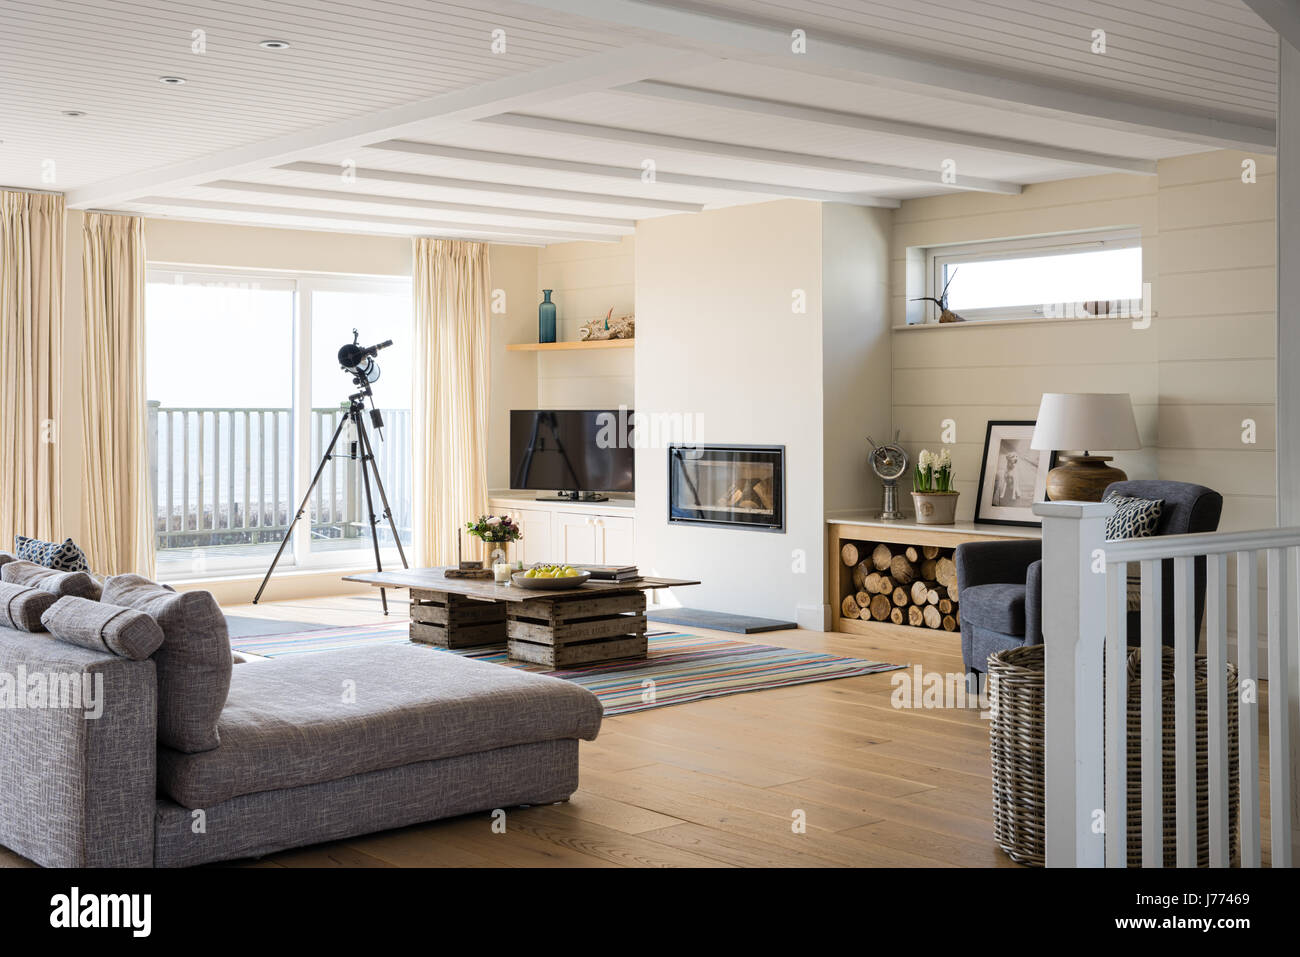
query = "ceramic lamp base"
xmin=1045 ymin=454 xmax=1127 ymax=502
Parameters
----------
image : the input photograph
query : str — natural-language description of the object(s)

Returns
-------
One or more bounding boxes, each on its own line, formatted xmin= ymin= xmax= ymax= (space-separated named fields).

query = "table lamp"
xmin=1031 ymin=393 xmax=1141 ymax=501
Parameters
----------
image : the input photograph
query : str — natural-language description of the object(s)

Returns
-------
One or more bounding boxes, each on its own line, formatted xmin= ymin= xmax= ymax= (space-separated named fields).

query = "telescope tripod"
xmin=253 ymin=392 xmax=409 ymax=613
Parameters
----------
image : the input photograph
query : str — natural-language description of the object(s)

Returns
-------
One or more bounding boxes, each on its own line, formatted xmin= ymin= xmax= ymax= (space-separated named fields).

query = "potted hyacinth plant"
xmin=465 ymin=514 xmax=522 ymax=567
xmin=912 ymin=448 xmax=959 ymax=525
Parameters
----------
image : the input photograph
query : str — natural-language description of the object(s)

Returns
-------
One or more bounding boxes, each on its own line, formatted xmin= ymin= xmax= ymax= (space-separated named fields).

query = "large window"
xmin=146 ymin=268 xmax=413 ymax=580
xmin=927 ymin=229 xmax=1143 ymax=322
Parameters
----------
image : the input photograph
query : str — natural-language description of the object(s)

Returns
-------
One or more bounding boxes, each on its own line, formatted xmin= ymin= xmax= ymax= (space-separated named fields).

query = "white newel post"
xmin=1034 ymin=501 xmax=1114 ymax=867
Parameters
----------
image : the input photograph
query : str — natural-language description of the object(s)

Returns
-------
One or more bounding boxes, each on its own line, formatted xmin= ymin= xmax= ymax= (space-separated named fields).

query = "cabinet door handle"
xmin=594 ymin=518 xmax=604 ymax=527
xmin=585 ymin=517 xmax=594 ymax=526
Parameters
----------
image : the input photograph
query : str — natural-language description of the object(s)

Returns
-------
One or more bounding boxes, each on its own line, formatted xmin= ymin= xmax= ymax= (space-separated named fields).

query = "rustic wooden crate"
xmin=409 ymin=588 xmax=507 ymax=649
xmin=506 ymin=590 xmax=648 ymax=667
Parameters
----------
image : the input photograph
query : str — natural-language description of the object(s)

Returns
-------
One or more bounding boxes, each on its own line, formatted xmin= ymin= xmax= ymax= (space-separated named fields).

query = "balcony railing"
xmin=147 ymin=402 xmax=412 ymax=554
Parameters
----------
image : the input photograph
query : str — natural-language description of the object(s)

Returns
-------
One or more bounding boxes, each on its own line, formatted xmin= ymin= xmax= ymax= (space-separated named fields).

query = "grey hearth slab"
xmin=646 ymin=608 xmax=797 ymax=634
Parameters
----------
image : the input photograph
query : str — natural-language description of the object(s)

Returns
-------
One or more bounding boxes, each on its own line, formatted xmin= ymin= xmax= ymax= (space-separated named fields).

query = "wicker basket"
xmin=1126 ymin=646 xmax=1239 ymax=867
xmin=987 ymin=644 xmax=1239 ymax=867
xmin=988 ymin=645 xmax=1048 ymax=865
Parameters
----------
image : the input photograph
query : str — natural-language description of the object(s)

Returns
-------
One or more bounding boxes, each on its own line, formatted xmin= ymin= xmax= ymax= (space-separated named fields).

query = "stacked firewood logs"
xmin=840 ymin=541 xmax=959 ymax=631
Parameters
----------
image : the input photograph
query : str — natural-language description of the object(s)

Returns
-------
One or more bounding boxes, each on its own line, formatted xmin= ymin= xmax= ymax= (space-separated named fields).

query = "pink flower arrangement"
xmin=465 ymin=514 xmax=522 ymax=543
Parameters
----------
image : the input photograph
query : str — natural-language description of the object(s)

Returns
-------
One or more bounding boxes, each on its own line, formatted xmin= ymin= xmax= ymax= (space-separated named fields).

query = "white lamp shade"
xmin=1031 ymin=393 xmax=1141 ymax=452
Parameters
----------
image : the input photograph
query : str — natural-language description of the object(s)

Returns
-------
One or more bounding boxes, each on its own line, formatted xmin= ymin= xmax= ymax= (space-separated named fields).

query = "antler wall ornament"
xmin=909 ymin=268 xmax=965 ymax=323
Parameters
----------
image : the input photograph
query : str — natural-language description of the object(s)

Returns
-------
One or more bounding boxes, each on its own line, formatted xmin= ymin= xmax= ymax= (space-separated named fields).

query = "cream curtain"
xmin=0 ymin=190 xmax=64 ymax=552
xmin=80 ymin=213 xmax=152 ymax=577
xmin=412 ymin=238 xmax=492 ymax=565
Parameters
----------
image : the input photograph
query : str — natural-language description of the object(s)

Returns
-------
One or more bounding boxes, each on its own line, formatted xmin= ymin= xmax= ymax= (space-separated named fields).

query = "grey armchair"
xmin=955 ymin=480 xmax=1223 ymax=673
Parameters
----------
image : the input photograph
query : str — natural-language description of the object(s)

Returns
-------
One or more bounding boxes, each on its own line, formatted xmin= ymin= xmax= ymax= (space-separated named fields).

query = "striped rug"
xmin=229 ymin=622 xmax=902 ymax=716
xmin=229 ymin=622 xmax=410 ymax=657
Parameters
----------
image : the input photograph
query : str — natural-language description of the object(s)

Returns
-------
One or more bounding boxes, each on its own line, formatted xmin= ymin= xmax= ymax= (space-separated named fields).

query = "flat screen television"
xmin=510 ymin=409 xmax=634 ymax=499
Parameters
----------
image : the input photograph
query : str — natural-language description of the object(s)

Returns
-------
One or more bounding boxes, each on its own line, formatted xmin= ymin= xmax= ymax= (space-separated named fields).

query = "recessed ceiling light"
xmin=61 ymin=110 xmax=86 ymax=117
xmin=259 ymin=39 xmax=291 ymax=49
xmin=158 ymin=75 xmax=186 ymax=85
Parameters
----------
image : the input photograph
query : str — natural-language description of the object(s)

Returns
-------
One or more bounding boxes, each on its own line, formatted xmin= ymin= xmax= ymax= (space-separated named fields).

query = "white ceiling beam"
xmin=369 ymin=139 xmax=900 ymax=207
xmin=194 ymin=180 xmax=636 ymax=229
xmin=1243 ymin=0 xmax=1300 ymax=52
xmin=503 ymin=0 xmax=1276 ymax=151
xmin=479 ymin=113 xmax=1023 ymax=194
xmin=276 ymin=161 xmax=705 ymax=212
xmin=66 ymin=44 xmax=708 ymax=209
xmin=618 ymin=81 xmax=1159 ymax=176
xmin=128 ymin=197 xmax=624 ymax=244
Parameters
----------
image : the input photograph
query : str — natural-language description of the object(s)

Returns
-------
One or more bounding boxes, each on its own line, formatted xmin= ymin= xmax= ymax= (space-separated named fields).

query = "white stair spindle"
xmin=1266 ymin=548 xmax=1293 ymax=867
xmin=1237 ymin=550 xmax=1262 ymax=867
xmin=1105 ymin=559 xmax=1128 ymax=866
xmin=1173 ymin=555 xmax=1197 ymax=867
xmin=1205 ymin=552 xmax=1230 ymax=867
xmin=1139 ymin=557 xmax=1163 ymax=867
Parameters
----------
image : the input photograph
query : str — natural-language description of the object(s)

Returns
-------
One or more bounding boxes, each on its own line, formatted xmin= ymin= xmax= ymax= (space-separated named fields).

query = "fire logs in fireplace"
xmin=841 ymin=540 xmax=959 ymax=630
xmin=668 ymin=444 xmax=785 ymax=531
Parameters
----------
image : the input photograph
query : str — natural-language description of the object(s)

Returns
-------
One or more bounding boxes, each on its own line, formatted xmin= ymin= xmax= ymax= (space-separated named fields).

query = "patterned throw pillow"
xmin=1104 ymin=494 xmax=1163 ymax=542
xmin=1103 ymin=494 xmax=1164 ymax=610
xmin=13 ymin=535 xmax=89 ymax=572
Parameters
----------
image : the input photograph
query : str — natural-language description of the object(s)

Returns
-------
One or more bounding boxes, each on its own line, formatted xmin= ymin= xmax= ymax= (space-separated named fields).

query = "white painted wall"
xmin=823 ymin=203 xmax=893 ymax=519
xmin=635 ymin=199 xmax=895 ymax=627
xmin=635 ymin=201 xmax=823 ymax=625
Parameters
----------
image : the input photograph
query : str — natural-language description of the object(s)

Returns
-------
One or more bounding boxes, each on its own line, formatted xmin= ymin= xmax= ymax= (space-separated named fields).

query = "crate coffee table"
xmin=343 ymin=568 xmax=700 ymax=667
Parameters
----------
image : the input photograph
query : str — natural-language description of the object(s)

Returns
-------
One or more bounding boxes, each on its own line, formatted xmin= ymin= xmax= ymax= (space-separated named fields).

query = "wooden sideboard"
xmin=827 ymin=513 xmax=1041 ymax=640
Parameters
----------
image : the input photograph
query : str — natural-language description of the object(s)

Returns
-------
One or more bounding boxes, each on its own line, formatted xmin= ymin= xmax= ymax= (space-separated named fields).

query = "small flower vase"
xmin=538 ymin=290 xmax=557 ymax=343
xmin=912 ymin=491 xmax=959 ymax=525
xmin=487 ymin=540 xmax=510 ymax=566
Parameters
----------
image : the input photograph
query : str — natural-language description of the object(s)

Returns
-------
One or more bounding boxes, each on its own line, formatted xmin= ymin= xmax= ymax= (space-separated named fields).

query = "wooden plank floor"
xmin=0 ymin=594 xmax=1273 ymax=868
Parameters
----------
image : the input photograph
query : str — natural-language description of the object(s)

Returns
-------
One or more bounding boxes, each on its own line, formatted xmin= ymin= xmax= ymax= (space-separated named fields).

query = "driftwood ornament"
xmin=579 ymin=307 xmax=635 ymax=341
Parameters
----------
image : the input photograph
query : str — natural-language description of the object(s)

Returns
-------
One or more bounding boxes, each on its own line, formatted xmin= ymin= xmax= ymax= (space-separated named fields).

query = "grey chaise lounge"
xmin=0 ymin=568 xmax=602 ymax=868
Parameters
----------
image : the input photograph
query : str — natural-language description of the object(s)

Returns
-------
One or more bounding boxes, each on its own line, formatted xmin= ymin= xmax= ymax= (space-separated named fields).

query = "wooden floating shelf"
xmin=507 ymin=339 xmax=634 ymax=352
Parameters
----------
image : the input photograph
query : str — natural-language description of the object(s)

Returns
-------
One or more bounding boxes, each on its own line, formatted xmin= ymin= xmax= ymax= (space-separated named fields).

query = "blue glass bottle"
xmin=538 ymin=289 xmax=557 ymax=343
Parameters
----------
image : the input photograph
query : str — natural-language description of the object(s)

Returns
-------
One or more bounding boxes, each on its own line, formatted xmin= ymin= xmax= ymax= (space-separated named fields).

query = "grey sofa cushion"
xmin=2 ymin=560 xmax=101 ymax=600
xmin=157 ymin=642 xmax=603 ymax=808
xmin=0 ymin=581 xmax=57 ymax=632
xmin=101 ymin=575 xmax=231 ymax=754
xmin=0 ymin=552 xmax=15 ymax=571
xmin=959 ymin=582 xmax=1027 ymax=636
xmin=41 ymin=596 xmax=165 ymax=661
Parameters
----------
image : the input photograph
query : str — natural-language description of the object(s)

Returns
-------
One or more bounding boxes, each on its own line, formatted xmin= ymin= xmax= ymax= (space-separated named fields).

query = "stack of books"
xmin=580 ymin=564 xmax=641 ymax=582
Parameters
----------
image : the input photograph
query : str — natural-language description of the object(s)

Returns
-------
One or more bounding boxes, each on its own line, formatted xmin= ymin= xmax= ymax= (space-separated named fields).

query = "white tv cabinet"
xmin=487 ymin=492 xmax=636 ymax=567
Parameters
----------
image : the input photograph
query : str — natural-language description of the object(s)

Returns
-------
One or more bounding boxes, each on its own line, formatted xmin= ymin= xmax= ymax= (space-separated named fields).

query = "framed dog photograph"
xmin=974 ymin=421 xmax=1058 ymax=526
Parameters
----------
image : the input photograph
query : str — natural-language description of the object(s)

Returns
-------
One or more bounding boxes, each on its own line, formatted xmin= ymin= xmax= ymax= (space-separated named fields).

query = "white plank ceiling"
xmin=0 ymin=0 xmax=1280 ymax=244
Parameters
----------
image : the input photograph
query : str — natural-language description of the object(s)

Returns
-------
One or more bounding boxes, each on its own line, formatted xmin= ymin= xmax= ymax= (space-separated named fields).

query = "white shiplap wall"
xmin=890 ymin=170 xmax=1162 ymax=518
xmin=535 ymin=236 xmax=635 ymax=409
xmin=889 ymin=149 xmax=1277 ymax=656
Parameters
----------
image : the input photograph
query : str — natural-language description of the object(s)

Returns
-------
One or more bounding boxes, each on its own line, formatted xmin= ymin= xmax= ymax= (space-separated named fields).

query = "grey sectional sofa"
xmin=0 ymin=563 xmax=603 ymax=868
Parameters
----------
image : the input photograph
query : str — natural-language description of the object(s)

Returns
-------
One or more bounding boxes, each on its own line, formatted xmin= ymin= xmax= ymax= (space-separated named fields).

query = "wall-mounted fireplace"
xmin=668 ymin=444 xmax=785 ymax=531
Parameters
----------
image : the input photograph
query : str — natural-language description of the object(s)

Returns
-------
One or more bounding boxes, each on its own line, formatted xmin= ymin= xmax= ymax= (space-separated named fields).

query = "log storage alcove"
xmin=827 ymin=514 xmax=1042 ymax=639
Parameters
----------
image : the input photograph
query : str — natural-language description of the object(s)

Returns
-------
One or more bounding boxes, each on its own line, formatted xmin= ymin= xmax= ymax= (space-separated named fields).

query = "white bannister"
xmin=1036 ymin=501 xmax=1300 ymax=868
xmin=1036 ymin=501 xmax=1110 ymax=867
